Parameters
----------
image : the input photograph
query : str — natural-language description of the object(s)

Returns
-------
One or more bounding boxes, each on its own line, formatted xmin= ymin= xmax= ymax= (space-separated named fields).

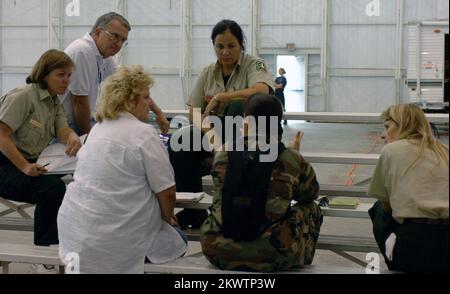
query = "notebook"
xmin=176 ymin=192 xmax=206 ymax=203
xmin=328 ymin=197 xmax=360 ymax=209
xmin=36 ymin=134 xmax=87 ymax=175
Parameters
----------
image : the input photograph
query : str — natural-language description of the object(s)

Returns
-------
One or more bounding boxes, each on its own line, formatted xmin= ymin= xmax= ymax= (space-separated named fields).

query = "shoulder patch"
xmin=256 ymin=61 xmax=266 ymax=72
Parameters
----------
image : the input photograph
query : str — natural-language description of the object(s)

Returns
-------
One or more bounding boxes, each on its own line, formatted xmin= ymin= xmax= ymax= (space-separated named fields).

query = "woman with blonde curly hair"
xmin=57 ymin=65 xmax=187 ymax=273
xmin=368 ymin=103 xmax=448 ymax=273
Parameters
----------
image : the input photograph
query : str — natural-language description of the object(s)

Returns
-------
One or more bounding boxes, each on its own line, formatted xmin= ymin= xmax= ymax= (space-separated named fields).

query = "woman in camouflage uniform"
xmin=201 ymin=93 xmax=323 ymax=272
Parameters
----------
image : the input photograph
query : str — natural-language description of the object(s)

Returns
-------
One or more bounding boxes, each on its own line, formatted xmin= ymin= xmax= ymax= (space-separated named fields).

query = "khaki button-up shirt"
xmin=368 ymin=139 xmax=449 ymax=222
xmin=190 ymin=53 xmax=274 ymax=116
xmin=0 ymin=83 xmax=69 ymax=159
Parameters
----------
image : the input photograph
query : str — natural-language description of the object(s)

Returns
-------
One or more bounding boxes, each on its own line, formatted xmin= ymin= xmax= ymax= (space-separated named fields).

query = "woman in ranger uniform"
xmin=0 ymin=49 xmax=81 ymax=246
xmin=169 ymin=19 xmax=274 ymax=229
xmin=200 ymin=93 xmax=323 ymax=272
xmin=368 ymin=104 xmax=448 ymax=273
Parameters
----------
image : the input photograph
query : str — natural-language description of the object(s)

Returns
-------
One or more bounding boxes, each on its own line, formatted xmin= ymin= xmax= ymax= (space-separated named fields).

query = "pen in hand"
xmin=38 ymin=163 xmax=50 ymax=172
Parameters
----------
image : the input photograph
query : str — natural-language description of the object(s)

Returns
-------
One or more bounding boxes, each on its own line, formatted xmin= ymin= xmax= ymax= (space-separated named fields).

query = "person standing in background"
xmin=274 ymin=68 xmax=287 ymax=125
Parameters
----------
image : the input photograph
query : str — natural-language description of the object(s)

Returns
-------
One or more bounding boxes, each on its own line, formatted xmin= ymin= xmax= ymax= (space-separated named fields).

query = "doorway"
xmin=276 ymin=55 xmax=306 ymax=112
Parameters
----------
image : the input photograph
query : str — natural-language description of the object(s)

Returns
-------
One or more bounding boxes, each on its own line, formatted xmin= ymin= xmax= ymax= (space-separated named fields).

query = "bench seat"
xmin=143 ymin=252 xmax=369 ymax=274
xmin=0 ymin=243 xmax=64 ymax=274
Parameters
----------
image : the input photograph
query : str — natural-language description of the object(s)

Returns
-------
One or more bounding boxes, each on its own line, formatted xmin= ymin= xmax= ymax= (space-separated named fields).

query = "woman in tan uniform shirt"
xmin=169 ymin=19 xmax=274 ymax=229
xmin=0 ymin=49 xmax=81 ymax=246
xmin=368 ymin=104 xmax=448 ymax=273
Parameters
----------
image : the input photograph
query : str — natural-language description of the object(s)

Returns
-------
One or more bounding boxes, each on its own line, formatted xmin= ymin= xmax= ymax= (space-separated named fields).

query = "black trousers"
xmin=369 ymin=201 xmax=449 ymax=273
xmin=168 ymin=126 xmax=213 ymax=229
xmin=168 ymin=101 xmax=244 ymax=228
xmin=0 ymin=163 xmax=66 ymax=246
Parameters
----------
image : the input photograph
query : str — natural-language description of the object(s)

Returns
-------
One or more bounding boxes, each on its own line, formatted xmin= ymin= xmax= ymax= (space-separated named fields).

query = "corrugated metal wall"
xmin=1 ymin=0 xmax=448 ymax=112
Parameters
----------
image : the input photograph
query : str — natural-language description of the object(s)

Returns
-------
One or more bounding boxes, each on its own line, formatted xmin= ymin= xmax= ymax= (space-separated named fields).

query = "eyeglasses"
xmin=103 ymin=29 xmax=128 ymax=47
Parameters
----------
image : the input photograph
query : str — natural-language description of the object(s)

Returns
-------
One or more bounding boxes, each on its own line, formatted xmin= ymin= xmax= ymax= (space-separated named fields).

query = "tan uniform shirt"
xmin=0 ymin=84 xmax=69 ymax=159
xmin=368 ymin=139 xmax=449 ymax=222
xmin=189 ymin=53 xmax=274 ymax=116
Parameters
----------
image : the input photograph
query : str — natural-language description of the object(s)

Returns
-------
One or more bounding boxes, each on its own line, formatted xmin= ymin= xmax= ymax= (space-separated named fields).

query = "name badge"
xmin=30 ymin=119 xmax=43 ymax=129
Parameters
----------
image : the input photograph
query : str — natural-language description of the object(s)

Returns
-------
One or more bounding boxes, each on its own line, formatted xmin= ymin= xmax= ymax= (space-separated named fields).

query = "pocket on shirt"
xmin=15 ymin=119 xmax=44 ymax=148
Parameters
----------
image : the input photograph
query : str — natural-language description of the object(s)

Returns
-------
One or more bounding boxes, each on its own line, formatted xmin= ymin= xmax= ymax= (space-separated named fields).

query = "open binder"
xmin=176 ymin=192 xmax=207 ymax=203
xmin=36 ymin=134 xmax=87 ymax=175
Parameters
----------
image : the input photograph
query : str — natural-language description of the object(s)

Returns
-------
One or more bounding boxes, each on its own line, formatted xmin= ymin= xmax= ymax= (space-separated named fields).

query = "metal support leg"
xmin=1 ymin=261 xmax=11 ymax=274
xmin=332 ymin=250 xmax=368 ymax=268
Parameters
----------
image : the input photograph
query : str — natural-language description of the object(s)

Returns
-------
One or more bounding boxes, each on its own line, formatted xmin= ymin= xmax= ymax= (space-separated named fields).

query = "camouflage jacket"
xmin=200 ymin=148 xmax=323 ymax=272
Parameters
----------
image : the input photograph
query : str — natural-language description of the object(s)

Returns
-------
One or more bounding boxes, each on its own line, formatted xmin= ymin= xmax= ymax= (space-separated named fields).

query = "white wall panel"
xmin=307 ymin=54 xmax=324 ymax=112
xmin=62 ymin=0 xmax=114 ymax=27
xmin=260 ymin=25 xmax=321 ymax=49
xmin=149 ymin=76 xmax=186 ymax=110
xmin=191 ymin=25 xmax=224 ymax=70
xmin=330 ymin=77 xmax=395 ymax=112
xmin=127 ymin=0 xmax=180 ymax=25
xmin=404 ymin=0 xmax=449 ymax=22
xmin=126 ymin=27 xmax=180 ymax=68
xmin=2 ymin=27 xmax=48 ymax=66
xmin=330 ymin=25 xmax=396 ymax=68
xmin=1 ymin=0 xmax=48 ymax=26
xmin=331 ymin=0 xmax=397 ymax=24
xmin=1 ymin=73 xmax=28 ymax=94
xmin=260 ymin=0 xmax=321 ymax=24
xmin=192 ymin=0 xmax=250 ymax=25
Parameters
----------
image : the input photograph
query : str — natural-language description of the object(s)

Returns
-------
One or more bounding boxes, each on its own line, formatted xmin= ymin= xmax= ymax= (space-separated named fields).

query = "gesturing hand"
xmin=156 ymin=114 xmax=170 ymax=134
xmin=291 ymin=131 xmax=304 ymax=152
xmin=65 ymin=133 xmax=82 ymax=157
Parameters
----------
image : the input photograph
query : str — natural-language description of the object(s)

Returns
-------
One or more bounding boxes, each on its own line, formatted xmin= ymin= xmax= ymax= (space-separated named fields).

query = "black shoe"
xmin=283 ymin=120 xmax=288 ymax=125
xmin=176 ymin=209 xmax=208 ymax=229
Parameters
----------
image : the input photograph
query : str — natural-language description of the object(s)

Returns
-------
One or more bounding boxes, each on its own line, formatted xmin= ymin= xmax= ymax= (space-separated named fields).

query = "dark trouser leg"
xmin=393 ymin=222 xmax=449 ymax=273
xmin=368 ymin=201 xmax=398 ymax=270
xmin=168 ymin=102 xmax=244 ymax=229
xmin=168 ymin=126 xmax=211 ymax=229
xmin=0 ymin=164 xmax=66 ymax=245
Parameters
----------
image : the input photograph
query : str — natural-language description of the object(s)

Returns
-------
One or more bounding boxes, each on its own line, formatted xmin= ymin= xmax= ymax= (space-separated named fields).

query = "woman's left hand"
xmin=156 ymin=114 xmax=170 ymax=134
xmin=65 ymin=133 xmax=82 ymax=157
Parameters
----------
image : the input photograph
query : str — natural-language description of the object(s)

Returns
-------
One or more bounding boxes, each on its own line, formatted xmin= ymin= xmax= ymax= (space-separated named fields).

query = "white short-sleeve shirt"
xmin=57 ymin=112 xmax=187 ymax=273
xmin=60 ymin=33 xmax=118 ymax=127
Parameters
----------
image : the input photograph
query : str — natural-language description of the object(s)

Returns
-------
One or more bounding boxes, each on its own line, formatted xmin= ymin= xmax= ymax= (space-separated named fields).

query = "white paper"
xmin=37 ymin=134 xmax=87 ymax=175
xmin=176 ymin=192 xmax=206 ymax=203
xmin=385 ymin=232 xmax=397 ymax=261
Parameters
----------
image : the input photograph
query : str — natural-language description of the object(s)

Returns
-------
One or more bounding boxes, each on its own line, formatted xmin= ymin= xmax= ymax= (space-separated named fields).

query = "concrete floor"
xmin=1 ymin=121 xmax=448 ymax=274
